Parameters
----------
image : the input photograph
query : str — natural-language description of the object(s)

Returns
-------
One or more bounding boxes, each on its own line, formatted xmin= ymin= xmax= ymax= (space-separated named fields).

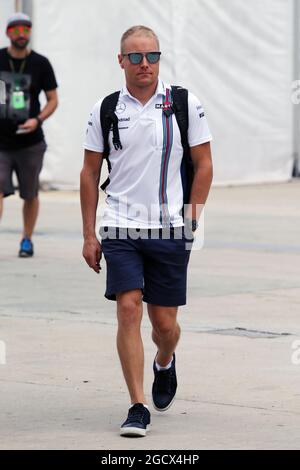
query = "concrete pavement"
xmin=0 ymin=181 xmax=300 ymax=449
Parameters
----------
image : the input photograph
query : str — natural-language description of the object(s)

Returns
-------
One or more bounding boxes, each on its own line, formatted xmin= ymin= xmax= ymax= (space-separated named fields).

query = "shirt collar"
xmin=120 ymin=77 xmax=167 ymax=99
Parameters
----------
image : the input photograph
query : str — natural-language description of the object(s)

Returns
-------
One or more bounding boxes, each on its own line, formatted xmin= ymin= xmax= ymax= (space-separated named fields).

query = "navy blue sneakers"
xmin=19 ymin=238 xmax=34 ymax=258
xmin=152 ymin=353 xmax=177 ymax=412
xmin=120 ymin=403 xmax=151 ymax=437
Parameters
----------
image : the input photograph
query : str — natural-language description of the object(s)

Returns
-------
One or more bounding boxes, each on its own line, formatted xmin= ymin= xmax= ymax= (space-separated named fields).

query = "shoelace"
xmin=127 ymin=405 xmax=146 ymax=424
xmin=155 ymin=368 xmax=174 ymax=394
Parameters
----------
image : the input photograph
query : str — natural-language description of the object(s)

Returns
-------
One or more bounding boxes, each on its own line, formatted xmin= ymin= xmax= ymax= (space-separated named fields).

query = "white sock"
xmin=155 ymin=358 xmax=173 ymax=371
xmin=130 ymin=403 xmax=149 ymax=409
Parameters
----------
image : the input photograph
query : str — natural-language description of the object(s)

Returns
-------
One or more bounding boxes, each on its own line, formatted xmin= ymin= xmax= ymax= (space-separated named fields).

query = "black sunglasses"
xmin=123 ymin=52 xmax=161 ymax=65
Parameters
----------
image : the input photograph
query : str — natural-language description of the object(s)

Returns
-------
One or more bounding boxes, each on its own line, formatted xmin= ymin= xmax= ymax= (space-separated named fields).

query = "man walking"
xmin=81 ymin=25 xmax=213 ymax=437
xmin=0 ymin=13 xmax=58 ymax=257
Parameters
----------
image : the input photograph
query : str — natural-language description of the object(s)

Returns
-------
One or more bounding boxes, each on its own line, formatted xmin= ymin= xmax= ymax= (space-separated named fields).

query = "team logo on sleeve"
xmin=196 ymin=105 xmax=205 ymax=118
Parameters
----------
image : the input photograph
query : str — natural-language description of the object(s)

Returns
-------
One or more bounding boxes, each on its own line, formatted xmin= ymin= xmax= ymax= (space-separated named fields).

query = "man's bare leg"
xmin=22 ymin=196 xmax=39 ymax=239
xmin=147 ymin=304 xmax=180 ymax=366
xmin=0 ymin=193 xmax=3 ymax=220
xmin=116 ymin=289 xmax=146 ymax=404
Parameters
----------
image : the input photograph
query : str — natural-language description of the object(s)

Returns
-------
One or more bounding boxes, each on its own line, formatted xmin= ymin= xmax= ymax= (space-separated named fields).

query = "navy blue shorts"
xmin=100 ymin=227 xmax=193 ymax=307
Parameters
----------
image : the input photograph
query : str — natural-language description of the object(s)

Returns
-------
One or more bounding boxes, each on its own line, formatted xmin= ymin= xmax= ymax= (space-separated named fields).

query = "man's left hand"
xmin=18 ymin=118 xmax=39 ymax=133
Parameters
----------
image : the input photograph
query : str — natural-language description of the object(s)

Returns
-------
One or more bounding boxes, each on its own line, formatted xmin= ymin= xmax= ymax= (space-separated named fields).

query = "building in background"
xmin=1 ymin=0 xmax=299 ymax=188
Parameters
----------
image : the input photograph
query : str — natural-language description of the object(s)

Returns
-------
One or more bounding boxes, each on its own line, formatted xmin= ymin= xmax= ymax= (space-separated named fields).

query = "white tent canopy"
xmin=1 ymin=0 xmax=297 ymax=187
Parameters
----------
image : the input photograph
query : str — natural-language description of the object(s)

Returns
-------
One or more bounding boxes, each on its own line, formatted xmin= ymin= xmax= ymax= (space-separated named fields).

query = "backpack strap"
xmin=170 ymin=86 xmax=189 ymax=152
xmin=100 ymin=91 xmax=121 ymax=190
xmin=171 ymin=86 xmax=193 ymax=205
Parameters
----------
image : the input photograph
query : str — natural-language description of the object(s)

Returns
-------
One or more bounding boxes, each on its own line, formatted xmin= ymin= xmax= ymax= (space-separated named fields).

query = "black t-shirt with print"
xmin=0 ymin=48 xmax=58 ymax=149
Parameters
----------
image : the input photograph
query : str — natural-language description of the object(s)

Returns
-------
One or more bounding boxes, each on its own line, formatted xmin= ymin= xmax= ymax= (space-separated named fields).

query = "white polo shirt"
xmin=83 ymin=78 xmax=212 ymax=228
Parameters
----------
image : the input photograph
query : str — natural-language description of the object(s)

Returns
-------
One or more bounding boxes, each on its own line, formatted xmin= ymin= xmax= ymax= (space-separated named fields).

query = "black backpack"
xmin=99 ymin=86 xmax=194 ymax=205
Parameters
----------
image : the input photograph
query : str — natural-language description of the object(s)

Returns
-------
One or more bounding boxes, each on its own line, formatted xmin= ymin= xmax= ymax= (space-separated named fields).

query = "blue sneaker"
xmin=19 ymin=238 xmax=34 ymax=258
xmin=152 ymin=353 xmax=177 ymax=412
xmin=120 ymin=403 xmax=151 ymax=437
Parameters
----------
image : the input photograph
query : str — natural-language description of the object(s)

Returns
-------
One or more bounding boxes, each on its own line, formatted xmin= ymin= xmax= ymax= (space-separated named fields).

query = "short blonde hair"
xmin=120 ymin=25 xmax=160 ymax=53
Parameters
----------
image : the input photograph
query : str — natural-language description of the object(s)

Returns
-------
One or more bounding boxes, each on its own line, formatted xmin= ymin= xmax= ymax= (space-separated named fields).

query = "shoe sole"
xmin=19 ymin=252 xmax=33 ymax=258
xmin=152 ymin=394 xmax=176 ymax=412
xmin=120 ymin=424 xmax=150 ymax=437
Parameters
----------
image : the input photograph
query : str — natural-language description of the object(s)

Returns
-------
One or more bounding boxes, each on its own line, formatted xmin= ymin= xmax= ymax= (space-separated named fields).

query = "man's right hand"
xmin=82 ymin=237 xmax=102 ymax=273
